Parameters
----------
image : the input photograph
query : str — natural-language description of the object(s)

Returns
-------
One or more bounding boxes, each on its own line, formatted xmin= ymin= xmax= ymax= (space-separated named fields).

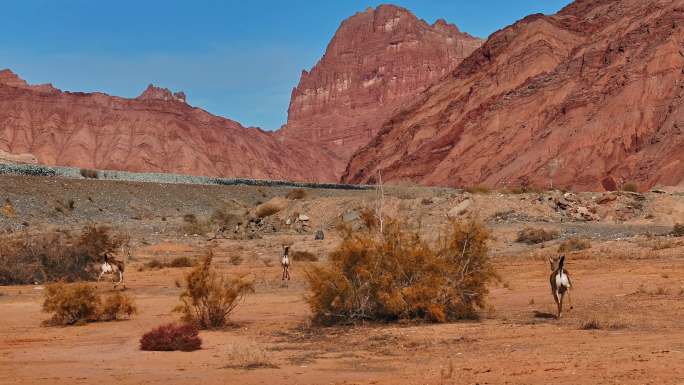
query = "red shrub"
xmin=140 ymin=323 xmax=202 ymax=352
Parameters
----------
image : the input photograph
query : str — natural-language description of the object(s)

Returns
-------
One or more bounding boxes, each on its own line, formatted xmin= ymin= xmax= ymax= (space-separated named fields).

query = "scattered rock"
xmin=315 ymin=230 xmax=325 ymax=240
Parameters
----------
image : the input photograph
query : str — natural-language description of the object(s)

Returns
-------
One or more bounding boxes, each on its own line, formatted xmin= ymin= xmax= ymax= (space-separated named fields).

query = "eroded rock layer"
xmin=343 ymin=0 xmax=684 ymax=191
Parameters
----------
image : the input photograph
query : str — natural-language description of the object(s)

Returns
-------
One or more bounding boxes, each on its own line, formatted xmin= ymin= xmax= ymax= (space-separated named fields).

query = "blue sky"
xmin=0 ymin=1 xmax=572 ymax=130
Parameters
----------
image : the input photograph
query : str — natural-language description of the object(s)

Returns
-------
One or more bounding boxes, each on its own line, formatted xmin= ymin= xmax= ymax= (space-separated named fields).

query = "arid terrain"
xmin=1 ymin=174 xmax=683 ymax=385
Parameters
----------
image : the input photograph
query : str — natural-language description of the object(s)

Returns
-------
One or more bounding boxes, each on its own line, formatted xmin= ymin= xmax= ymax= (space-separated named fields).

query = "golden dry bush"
xmin=516 ymin=227 xmax=559 ymax=244
xmin=2 ymin=198 xmax=16 ymax=219
xmin=99 ymin=292 xmax=138 ymax=321
xmin=304 ymin=218 xmax=497 ymax=325
xmin=42 ymin=282 xmax=101 ymax=325
xmin=255 ymin=198 xmax=287 ymax=218
xmin=175 ymin=251 xmax=254 ymax=329
xmin=359 ymin=207 xmax=380 ymax=231
xmin=42 ymin=282 xmax=138 ymax=325
xmin=672 ymin=223 xmax=684 ymax=237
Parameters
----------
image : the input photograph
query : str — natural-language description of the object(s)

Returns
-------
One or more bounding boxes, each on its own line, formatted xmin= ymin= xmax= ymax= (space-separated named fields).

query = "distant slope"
xmin=0 ymin=70 xmax=340 ymax=181
xmin=343 ymin=0 xmax=684 ymax=191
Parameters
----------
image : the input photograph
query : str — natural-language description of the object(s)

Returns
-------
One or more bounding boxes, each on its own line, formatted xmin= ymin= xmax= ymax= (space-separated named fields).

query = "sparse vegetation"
xmin=145 ymin=256 xmax=195 ymax=270
xmin=291 ymin=250 xmax=318 ymax=262
xmin=464 ymin=185 xmax=491 ymax=194
xmin=99 ymin=291 xmax=138 ymax=321
xmin=305 ymin=218 xmax=497 ymax=325
xmin=2 ymin=198 xmax=16 ymax=219
xmin=516 ymin=227 xmax=560 ymax=244
xmin=224 ymin=342 xmax=277 ymax=369
xmin=558 ymin=237 xmax=591 ymax=252
xmin=579 ymin=315 xmax=627 ymax=330
xmin=42 ymin=282 xmax=137 ymax=326
xmin=79 ymin=168 xmax=99 ymax=179
xmin=182 ymin=213 xmax=212 ymax=235
xmin=285 ymin=188 xmax=307 ymax=200
xmin=255 ymin=198 xmax=286 ymax=218
xmin=42 ymin=282 xmax=100 ymax=325
xmin=671 ymin=223 xmax=684 ymax=237
xmin=140 ymin=323 xmax=202 ymax=352
xmin=0 ymin=225 xmax=126 ymax=285
xmin=229 ymin=254 xmax=243 ymax=265
xmin=175 ymin=251 xmax=254 ymax=329
xmin=54 ymin=199 xmax=76 ymax=214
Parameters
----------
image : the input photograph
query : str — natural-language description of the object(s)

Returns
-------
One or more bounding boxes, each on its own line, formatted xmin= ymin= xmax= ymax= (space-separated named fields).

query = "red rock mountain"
xmin=343 ymin=0 xmax=684 ymax=191
xmin=0 ymin=4 xmax=479 ymax=182
xmin=278 ymin=4 xmax=482 ymax=175
xmin=0 ymin=69 xmax=338 ymax=181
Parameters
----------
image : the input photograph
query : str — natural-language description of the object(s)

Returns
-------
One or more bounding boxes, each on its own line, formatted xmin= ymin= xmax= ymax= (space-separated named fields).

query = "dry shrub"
xmin=169 ymin=256 xmax=195 ymax=268
xmin=140 ymin=323 xmax=202 ymax=352
xmin=558 ymin=238 xmax=591 ymax=252
xmin=305 ymin=218 xmax=497 ymax=325
xmin=42 ymin=282 xmax=101 ymax=325
xmin=79 ymin=168 xmax=99 ymax=179
xmin=291 ymin=250 xmax=318 ymax=262
xmin=42 ymin=282 xmax=138 ymax=326
xmin=175 ymin=251 xmax=254 ymax=329
xmin=621 ymin=182 xmax=639 ymax=192
xmin=579 ymin=315 xmax=627 ymax=330
xmin=516 ymin=227 xmax=559 ymax=244
xmin=672 ymin=223 xmax=684 ymax=237
xmin=144 ymin=258 xmax=165 ymax=270
xmin=229 ymin=254 xmax=243 ymax=265
xmin=359 ymin=207 xmax=380 ymax=230
xmin=182 ymin=214 xmax=212 ymax=235
xmin=224 ymin=342 xmax=277 ymax=369
xmin=465 ymin=185 xmax=491 ymax=194
xmin=2 ymin=198 xmax=16 ymax=219
xmin=255 ymin=198 xmax=286 ymax=218
xmin=285 ymin=188 xmax=307 ymax=200
xmin=99 ymin=292 xmax=137 ymax=321
xmin=0 ymin=225 xmax=125 ymax=285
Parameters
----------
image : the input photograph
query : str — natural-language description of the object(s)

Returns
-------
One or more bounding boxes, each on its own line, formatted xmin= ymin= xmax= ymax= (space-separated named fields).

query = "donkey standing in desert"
xmin=281 ymin=245 xmax=291 ymax=281
xmin=97 ymin=248 xmax=128 ymax=289
xmin=549 ymin=254 xmax=572 ymax=318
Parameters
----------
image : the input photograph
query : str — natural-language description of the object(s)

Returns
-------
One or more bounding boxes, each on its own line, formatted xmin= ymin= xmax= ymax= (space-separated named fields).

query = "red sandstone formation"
xmin=0 ymin=69 xmax=339 ymax=181
xmin=278 ymin=4 xmax=482 ymax=174
xmin=343 ymin=0 xmax=684 ymax=191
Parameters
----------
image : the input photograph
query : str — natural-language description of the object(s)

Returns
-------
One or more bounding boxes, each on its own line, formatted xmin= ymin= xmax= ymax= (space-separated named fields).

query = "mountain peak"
xmin=136 ymin=84 xmax=186 ymax=103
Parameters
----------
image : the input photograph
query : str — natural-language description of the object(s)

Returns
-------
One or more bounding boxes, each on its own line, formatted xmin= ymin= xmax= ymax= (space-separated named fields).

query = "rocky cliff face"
xmin=278 ymin=5 xmax=482 ymax=173
xmin=0 ymin=70 xmax=340 ymax=181
xmin=343 ymin=0 xmax=684 ymax=191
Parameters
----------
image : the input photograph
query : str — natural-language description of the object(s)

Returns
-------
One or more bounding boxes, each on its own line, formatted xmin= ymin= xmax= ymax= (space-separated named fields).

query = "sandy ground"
xmin=1 ymin=234 xmax=683 ymax=385
xmin=1 ymin=176 xmax=683 ymax=384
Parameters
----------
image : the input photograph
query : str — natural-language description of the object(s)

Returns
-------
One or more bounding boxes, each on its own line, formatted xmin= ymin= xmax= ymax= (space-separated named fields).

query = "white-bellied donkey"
xmin=549 ymin=254 xmax=572 ymax=318
xmin=97 ymin=248 xmax=128 ymax=289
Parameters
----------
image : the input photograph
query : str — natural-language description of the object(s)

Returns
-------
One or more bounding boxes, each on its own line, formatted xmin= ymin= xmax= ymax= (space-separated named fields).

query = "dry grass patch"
xmin=305 ymin=218 xmax=498 ymax=325
xmin=464 ymin=185 xmax=491 ymax=194
xmin=291 ymin=250 xmax=318 ymax=262
xmin=256 ymin=197 xmax=287 ymax=218
xmin=671 ymin=223 xmax=684 ymax=237
xmin=516 ymin=227 xmax=560 ymax=244
xmin=558 ymin=238 xmax=591 ymax=252
xmin=175 ymin=251 xmax=254 ymax=329
xmin=579 ymin=314 xmax=628 ymax=330
xmin=224 ymin=342 xmax=277 ymax=370
xmin=2 ymin=198 xmax=16 ymax=219
xmin=285 ymin=188 xmax=307 ymax=200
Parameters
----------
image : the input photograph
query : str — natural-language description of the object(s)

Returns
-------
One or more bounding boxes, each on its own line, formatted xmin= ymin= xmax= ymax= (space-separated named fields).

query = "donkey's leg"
xmin=557 ymin=292 xmax=564 ymax=318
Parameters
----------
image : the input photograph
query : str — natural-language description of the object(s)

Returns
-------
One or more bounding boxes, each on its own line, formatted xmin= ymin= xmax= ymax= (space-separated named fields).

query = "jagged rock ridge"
xmin=343 ymin=0 xmax=684 ymax=191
